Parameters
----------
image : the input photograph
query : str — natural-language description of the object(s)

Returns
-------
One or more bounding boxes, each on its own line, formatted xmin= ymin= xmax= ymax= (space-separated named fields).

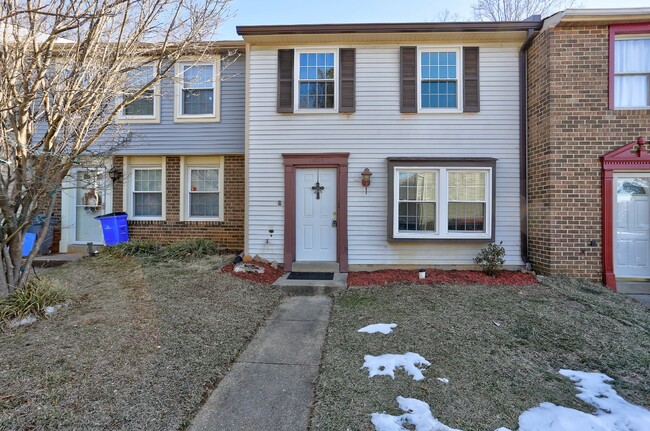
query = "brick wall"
xmin=527 ymin=24 xmax=650 ymax=280
xmin=113 ymin=154 xmax=245 ymax=250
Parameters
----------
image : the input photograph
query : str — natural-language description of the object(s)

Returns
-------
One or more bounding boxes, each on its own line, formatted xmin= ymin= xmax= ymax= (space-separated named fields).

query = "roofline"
xmin=237 ymin=21 xmax=543 ymax=37
xmin=544 ymin=8 xmax=650 ymax=29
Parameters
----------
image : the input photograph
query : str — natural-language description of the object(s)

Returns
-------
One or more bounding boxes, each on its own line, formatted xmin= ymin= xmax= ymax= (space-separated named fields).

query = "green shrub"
xmin=105 ymin=240 xmax=161 ymax=257
xmin=160 ymin=238 xmax=223 ymax=259
xmin=474 ymin=241 xmax=506 ymax=276
xmin=0 ymin=278 xmax=66 ymax=321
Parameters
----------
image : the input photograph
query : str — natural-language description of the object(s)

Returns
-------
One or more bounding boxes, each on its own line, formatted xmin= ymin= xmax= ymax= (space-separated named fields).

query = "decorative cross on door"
xmin=312 ymin=181 xmax=324 ymax=200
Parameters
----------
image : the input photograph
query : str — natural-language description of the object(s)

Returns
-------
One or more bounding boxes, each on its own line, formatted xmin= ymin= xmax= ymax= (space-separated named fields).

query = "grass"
xmin=0 ymin=278 xmax=66 ymax=321
xmin=0 ymin=253 xmax=283 ymax=430
xmin=105 ymin=238 xmax=225 ymax=260
xmin=310 ymin=276 xmax=650 ymax=431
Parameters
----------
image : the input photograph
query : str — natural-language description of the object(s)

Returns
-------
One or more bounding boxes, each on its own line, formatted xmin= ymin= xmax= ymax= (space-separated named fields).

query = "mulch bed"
xmin=348 ymin=268 xmax=538 ymax=287
xmin=221 ymin=261 xmax=285 ymax=284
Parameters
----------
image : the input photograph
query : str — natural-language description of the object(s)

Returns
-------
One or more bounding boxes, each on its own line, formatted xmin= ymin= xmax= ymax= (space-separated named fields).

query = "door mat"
xmin=287 ymin=272 xmax=334 ymax=281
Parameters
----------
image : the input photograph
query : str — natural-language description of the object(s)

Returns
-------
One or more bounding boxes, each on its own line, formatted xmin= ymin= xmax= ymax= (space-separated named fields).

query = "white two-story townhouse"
xmin=58 ymin=42 xmax=247 ymax=252
xmin=238 ymin=21 xmax=542 ymax=272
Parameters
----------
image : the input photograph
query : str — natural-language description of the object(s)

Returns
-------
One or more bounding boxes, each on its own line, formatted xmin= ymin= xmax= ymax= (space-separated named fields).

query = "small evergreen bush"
xmin=0 ymin=277 xmax=66 ymax=321
xmin=474 ymin=241 xmax=506 ymax=276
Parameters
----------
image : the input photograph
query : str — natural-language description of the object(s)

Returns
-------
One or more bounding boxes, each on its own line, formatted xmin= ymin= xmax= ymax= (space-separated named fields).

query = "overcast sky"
xmin=216 ymin=0 xmax=650 ymax=40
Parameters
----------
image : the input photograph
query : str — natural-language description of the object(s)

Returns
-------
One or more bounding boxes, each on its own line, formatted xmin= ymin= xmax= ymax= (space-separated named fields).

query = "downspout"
xmin=519 ymin=27 xmax=539 ymax=268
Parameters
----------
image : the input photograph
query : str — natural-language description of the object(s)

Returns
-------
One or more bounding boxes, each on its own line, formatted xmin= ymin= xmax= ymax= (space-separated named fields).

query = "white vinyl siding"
xmin=247 ymin=44 xmax=523 ymax=267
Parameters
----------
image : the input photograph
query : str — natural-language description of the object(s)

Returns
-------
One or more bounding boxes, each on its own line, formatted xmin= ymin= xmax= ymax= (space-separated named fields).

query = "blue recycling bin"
xmin=95 ymin=212 xmax=129 ymax=246
xmin=22 ymin=232 xmax=37 ymax=257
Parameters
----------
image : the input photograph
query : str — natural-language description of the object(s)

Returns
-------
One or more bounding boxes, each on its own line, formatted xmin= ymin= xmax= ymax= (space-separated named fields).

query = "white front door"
xmin=615 ymin=175 xmax=650 ymax=278
xmin=296 ymin=168 xmax=337 ymax=262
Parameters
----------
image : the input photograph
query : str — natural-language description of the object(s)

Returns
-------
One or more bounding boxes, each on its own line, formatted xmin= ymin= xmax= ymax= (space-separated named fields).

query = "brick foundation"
xmin=113 ymin=154 xmax=245 ymax=250
xmin=527 ymin=23 xmax=650 ymax=281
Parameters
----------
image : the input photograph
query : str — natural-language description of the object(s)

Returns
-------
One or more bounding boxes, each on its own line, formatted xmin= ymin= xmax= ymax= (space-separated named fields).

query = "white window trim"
xmin=127 ymin=161 xmax=166 ymax=221
xmin=417 ymin=46 xmax=463 ymax=114
xmin=117 ymin=65 xmax=161 ymax=124
xmin=293 ymin=48 xmax=339 ymax=113
xmin=393 ymin=166 xmax=491 ymax=240
xmin=174 ymin=57 xmax=221 ymax=122
xmin=179 ymin=157 xmax=225 ymax=222
xmin=613 ymin=35 xmax=650 ymax=110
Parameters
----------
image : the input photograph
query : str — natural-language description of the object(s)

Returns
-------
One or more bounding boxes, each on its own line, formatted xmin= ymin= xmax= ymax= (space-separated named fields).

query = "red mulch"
xmin=221 ymin=262 xmax=285 ymax=284
xmin=348 ymin=268 xmax=538 ymax=287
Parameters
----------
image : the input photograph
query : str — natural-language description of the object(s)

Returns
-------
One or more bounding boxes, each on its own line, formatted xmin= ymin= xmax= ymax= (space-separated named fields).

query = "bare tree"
xmin=436 ymin=9 xmax=461 ymax=22
xmin=472 ymin=0 xmax=576 ymax=21
xmin=0 ymin=0 xmax=231 ymax=297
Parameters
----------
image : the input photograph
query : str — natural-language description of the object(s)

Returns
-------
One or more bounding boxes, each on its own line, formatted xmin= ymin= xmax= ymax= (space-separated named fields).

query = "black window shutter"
xmin=400 ymin=46 xmax=417 ymax=113
xmin=339 ymin=48 xmax=356 ymax=113
xmin=463 ymin=47 xmax=480 ymax=113
xmin=277 ymin=49 xmax=294 ymax=113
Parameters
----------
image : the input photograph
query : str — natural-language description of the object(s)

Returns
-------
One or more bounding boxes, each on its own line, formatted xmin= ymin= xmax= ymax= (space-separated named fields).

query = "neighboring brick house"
xmin=527 ymin=9 xmax=650 ymax=290
xmin=58 ymin=43 xmax=246 ymax=252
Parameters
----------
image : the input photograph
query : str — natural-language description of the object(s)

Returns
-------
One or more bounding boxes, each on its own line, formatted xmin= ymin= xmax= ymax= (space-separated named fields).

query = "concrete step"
xmin=31 ymin=253 xmax=85 ymax=268
xmin=272 ymin=272 xmax=348 ymax=296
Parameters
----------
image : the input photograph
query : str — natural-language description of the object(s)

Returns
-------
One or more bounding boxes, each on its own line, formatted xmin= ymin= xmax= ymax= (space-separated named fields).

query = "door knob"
xmin=332 ymin=220 xmax=337 ymax=227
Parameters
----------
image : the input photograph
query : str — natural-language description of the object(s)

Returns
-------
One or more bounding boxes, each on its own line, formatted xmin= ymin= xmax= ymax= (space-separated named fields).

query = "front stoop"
xmin=273 ymin=261 xmax=347 ymax=295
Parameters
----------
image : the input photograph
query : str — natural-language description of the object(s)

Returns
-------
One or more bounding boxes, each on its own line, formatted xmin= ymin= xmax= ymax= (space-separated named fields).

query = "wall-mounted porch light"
xmin=108 ymin=167 xmax=123 ymax=183
xmin=361 ymin=168 xmax=372 ymax=194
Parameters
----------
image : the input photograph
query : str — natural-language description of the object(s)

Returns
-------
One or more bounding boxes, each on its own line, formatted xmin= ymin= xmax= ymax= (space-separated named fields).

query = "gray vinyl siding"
xmin=246 ymin=44 xmax=524 ymax=267
xmin=104 ymin=53 xmax=245 ymax=155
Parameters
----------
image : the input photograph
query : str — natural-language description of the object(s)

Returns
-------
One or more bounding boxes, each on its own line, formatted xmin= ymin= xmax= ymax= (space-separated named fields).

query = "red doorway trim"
xmin=600 ymin=136 xmax=649 ymax=291
xmin=282 ymin=153 xmax=350 ymax=272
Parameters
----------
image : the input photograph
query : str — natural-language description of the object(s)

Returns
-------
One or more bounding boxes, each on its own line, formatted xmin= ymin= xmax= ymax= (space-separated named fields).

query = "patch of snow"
xmin=436 ymin=377 xmax=449 ymax=384
xmin=362 ymin=352 xmax=430 ymax=381
xmin=44 ymin=303 xmax=64 ymax=315
xmin=371 ymin=396 xmax=461 ymax=431
xmin=358 ymin=323 xmax=397 ymax=334
xmin=511 ymin=370 xmax=650 ymax=431
xmin=9 ymin=315 xmax=38 ymax=328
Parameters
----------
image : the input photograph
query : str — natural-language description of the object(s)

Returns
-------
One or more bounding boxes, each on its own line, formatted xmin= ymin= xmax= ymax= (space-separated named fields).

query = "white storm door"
xmin=615 ymin=175 xmax=650 ymax=278
xmin=295 ymin=168 xmax=337 ymax=261
xmin=74 ymin=169 xmax=110 ymax=244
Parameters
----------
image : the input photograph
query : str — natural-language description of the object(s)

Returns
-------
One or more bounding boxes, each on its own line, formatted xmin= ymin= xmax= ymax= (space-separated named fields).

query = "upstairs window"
xmin=296 ymin=51 xmax=336 ymax=110
xmin=175 ymin=59 xmax=221 ymax=121
xmin=120 ymin=65 xmax=159 ymax=122
xmin=420 ymin=50 xmax=459 ymax=110
xmin=614 ymin=36 xmax=650 ymax=109
xmin=609 ymin=23 xmax=650 ymax=110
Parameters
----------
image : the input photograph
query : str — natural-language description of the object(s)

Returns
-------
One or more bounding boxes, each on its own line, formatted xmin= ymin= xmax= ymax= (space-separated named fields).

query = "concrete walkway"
xmin=189 ymin=296 xmax=332 ymax=431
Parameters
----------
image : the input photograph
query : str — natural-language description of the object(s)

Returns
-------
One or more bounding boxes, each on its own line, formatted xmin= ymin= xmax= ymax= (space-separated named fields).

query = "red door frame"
xmin=601 ymin=136 xmax=650 ymax=291
xmin=282 ymin=153 xmax=349 ymax=272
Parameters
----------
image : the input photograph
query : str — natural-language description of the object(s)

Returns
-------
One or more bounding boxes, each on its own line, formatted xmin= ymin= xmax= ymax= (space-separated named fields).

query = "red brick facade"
xmin=112 ymin=154 xmax=245 ymax=250
xmin=527 ymin=23 xmax=650 ymax=280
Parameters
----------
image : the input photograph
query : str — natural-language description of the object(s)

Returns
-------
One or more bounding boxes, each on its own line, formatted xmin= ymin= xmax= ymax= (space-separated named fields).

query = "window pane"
xmin=448 ymin=202 xmax=485 ymax=232
xmin=190 ymin=192 xmax=219 ymax=217
xmin=615 ymin=75 xmax=649 ymax=108
xmin=134 ymin=192 xmax=162 ymax=217
xmin=190 ymin=169 xmax=219 ymax=192
xmin=421 ymin=51 xmax=458 ymax=109
xmin=183 ymin=65 xmax=214 ymax=89
xmin=615 ymin=39 xmax=650 ymax=73
xmin=124 ymin=89 xmax=154 ymax=116
xmin=134 ymin=169 xmax=162 ymax=192
xmin=183 ymin=89 xmax=214 ymax=115
xmin=398 ymin=202 xmax=436 ymax=232
xmin=448 ymin=171 xmax=485 ymax=201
